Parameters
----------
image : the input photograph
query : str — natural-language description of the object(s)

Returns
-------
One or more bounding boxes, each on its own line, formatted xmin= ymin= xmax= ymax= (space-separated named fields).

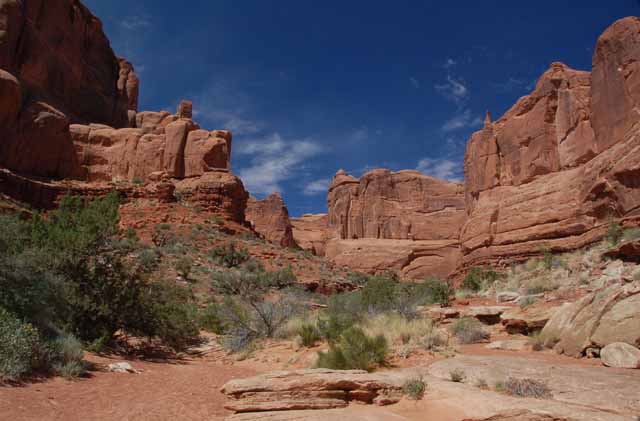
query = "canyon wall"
xmin=246 ymin=193 xmax=297 ymax=248
xmin=460 ymin=17 xmax=640 ymax=270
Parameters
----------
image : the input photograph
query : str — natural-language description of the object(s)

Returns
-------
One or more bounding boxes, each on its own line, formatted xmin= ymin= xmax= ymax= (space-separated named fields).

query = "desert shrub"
xmin=362 ymin=313 xmax=435 ymax=348
xmin=361 ymin=275 xmax=398 ymax=313
xmin=298 ymin=324 xmax=321 ymax=347
xmin=605 ymin=219 xmax=623 ymax=246
xmin=524 ymin=277 xmax=557 ymax=295
xmin=475 ymin=378 xmax=489 ymax=389
xmin=0 ymin=308 xmax=42 ymax=381
xmin=345 ymin=271 xmax=370 ymax=286
xmin=48 ymin=334 xmax=86 ymax=378
xmin=519 ymin=295 xmax=537 ymax=309
xmin=403 ymin=377 xmax=426 ymax=400
xmin=152 ymin=224 xmax=176 ymax=247
xmin=449 ymin=317 xmax=489 ymax=344
xmin=540 ymin=247 xmax=554 ymax=270
xmin=175 ymin=256 xmax=193 ymax=279
xmin=137 ymin=248 xmax=159 ymax=272
xmin=316 ymin=327 xmax=388 ymax=371
xmin=501 ymin=377 xmax=551 ymax=398
xmin=211 ymin=242 xmax=250 ymax=268
xmin=199 ymin=304 xmax=225 ymax=334
xmin=132 ymin=177 xmax=144 ymax=185
xmin=415 ymin=278 xmax=452 ymax=306
xmin=461 ymin=267 xmax=502 ymax=292
xmin=623 ymin=227 xmax=640 ymax=242
xmin=449 ymin=368 xmax=466 ymax=383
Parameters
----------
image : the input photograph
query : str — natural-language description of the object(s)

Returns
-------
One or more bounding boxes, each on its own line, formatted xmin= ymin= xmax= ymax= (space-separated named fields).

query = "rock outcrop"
xmin=220 ymin=369 xmax=405 ymax=414
xmin=541 ymin=281 xmax=640 ymax=357
xmin=323 ymin=169 xmax=466 ymax=279
xmin=460 ymin=17 xmax=640 ymax=269
xmin=0 ymin=1 xmax=248 ymax=224
xmin=291 ymin=214 xmax=329 ymax=256
xmin=246 ymin=193 xmax=297 ymax=248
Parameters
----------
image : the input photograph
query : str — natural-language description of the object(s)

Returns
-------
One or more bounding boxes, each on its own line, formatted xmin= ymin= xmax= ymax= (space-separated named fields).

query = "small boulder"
xmin=600 ymin=342 xmax=640 ymax=369
xmin=496 ymin=292 xmax=520 ymax=303
xmin=486 ymin=339 xmax=529 ymax=351
xmin=108 ymin=362 xmax=141 ymax=374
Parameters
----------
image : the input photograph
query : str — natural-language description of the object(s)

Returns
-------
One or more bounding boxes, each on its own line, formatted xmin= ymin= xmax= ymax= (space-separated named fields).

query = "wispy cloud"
xmin=235 ymin=133 xmax=324 ymax=195
xmin=435 ymin=75 xmax=469 ymax=105
xmin=416 ymin=158 xmax=462 ymax=182
xmin=441 ymin=109 xmax=483 ymax=132
xmin=120 ymin=16 xmax=151 ymax=31
xmin=410 ymin=77 xmax=420 ymax=89
xmin=303 ymin=178 xmax=332 ymax=196
xmin=443 ymin=58 xmax=457 ymax=69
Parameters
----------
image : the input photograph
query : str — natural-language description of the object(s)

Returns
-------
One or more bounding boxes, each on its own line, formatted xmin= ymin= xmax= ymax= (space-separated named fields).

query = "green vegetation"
xmin=316 ymin=327 xmax=388 ymax=371
xmin=0 ymin=193 xmax=201 ymax=381
xmin=605 ymin=218 xmax=624 ymax=246
xmin=211 ymin=242 xmax=250 ymax=268
xmin=298 ymin=324 xmax=321 ymax=347
xmin=403 ymin=377 xmax=427 ymax=400
xmin=461 ymin=267 xmax=502 ymax=292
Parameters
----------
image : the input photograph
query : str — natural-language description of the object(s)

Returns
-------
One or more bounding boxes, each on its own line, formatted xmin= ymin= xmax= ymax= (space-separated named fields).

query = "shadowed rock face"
xmin=246 ymin=193 xmax=297 ymax=248
xmin=460 ymin=17 xmax=640 ymax=269
xmin=291 ymin=213 xmax=329 ymax=256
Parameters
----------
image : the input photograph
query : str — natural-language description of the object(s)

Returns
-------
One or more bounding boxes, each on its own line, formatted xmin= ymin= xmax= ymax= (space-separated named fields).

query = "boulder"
xmin=246 ymin=193 xmax=298 ymax=248
xmin=600 ymin=342 xmax=640 ymax=368
xmin=496 ymin=292 xmax=520 ymax=303
xmin=0 ymin=69 xmax=20 ymax=127
xmin=541 ymin=282 xmax=640 ymax=357
xmin=220 ymin=369 xmax=406 ymax=413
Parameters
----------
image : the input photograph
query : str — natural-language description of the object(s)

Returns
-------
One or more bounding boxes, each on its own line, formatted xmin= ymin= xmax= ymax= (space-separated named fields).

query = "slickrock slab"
xmin=221 ymin=369 xmax=406 ymax=413
xmin=226 ymin=407 xmax=410 ymax=420
xmin=486 ymin=340 xmax=529 ymax=351
xmin=463 ymin=410 xmax=573 ymax=421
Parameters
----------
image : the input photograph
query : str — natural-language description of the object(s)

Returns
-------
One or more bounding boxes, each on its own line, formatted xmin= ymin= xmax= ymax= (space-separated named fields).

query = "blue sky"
xmin=84 ymin=1 xmax=639 ymax=216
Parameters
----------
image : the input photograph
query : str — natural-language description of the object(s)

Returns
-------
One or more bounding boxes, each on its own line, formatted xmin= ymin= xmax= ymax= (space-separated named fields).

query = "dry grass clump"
xmin=449 ymin=368 xmax=466 ymax=383
xmin=362 ymin=313 xmax=434 ymax=347
xmin=449 ymin=317 xmax=489 ymax=344
xmin=496 ymin=377 xmax=551 ymax=399
xmin=403 ymin=376 xmax=426 ymax=400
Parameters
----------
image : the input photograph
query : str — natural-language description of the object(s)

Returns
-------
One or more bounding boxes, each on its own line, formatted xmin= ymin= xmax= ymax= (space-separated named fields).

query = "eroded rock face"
xmin=600 ymin=342 xmax=640 ymax=369
xmin=291 ymin=213 xmax=329 ymax=256
xmin=323 ymin=169 xmax=466 ymax=278
xmin=246 ymin=193 xmax=297 ymax=248
xmin=461 ymin=17 xmax=640 ymax=269
xmin=0 ymin=0 xmax=137 ymax=126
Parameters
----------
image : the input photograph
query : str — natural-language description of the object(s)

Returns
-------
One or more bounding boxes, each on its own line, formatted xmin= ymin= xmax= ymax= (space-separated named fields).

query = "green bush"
xmin=416 ymin=278 xmax=452 ymax=306
xmin=199 ymin=304 xmax=225 ymax=334
xmin=403 ymin=377 xmax=426 ymax=400
xmin=316 ymin=327 xmax=388 ymax=371
xmin=0 ymin=308 xmax=42 ymax=381
xmin=175 ymin=256 xmax=193 ymax=279
xmin=211 ymin=242 xmax=250 ymax=268
xmin=361 ymin=275 xmax=397 ymax=313
xmin=49 ymin=334 xmax=86 ymax=379
xmin=449 ymin=317 xmax=489 ymax=344
xmin=298 ymin=324 xmax=321 ymax=347
xmin=462 ymin=267 xmax=502 ymax=292
xmin=605 ymin=219 xmax=623 ymax=246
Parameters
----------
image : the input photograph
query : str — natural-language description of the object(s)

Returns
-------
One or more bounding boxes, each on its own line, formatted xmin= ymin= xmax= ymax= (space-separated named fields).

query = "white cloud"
xmin=303 ymin=178 xmax=332 ymax=196
xmin=120 ymin=16 xmax=151 ymax=31
xmin=349 ymin=127 xmax=369 ymax=143
xmin=410 ymin=77 xmax=420 ymax=89
xmin=441 ymin=109 xmax=483 ymax=132
xmin=235 ymin=133 xmax=324 ymax=195
xmin=443 ymin=58 xmax=457 ymax=69
xmin=435 ymin=75 xmax=469 ymax=105
xmin=416 ymin=158 xmax=462 ymax=182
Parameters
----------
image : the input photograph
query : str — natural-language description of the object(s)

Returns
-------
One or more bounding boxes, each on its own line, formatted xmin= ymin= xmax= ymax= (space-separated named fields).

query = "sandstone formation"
xmin=541 ymin=281 xmax=640 ymax=357
xmin=221 ymin=369 xmax=405 ymax=414
xmin=460 ymin=17 xmax=640 ymax=270
xmin=246 ymin=194 xmax=297 ymax=248
xmin=322 ymin=169 xmax=465 ymax=279
xmin=0 ymin=0 xmax=248 ymax=223
xmin=464 ymin=411 xmax=573 ymax=421
xmin=291 ymin=214 xmax=329 ymax=256
xmin=500 ymin=306 xmax=557 ymax=335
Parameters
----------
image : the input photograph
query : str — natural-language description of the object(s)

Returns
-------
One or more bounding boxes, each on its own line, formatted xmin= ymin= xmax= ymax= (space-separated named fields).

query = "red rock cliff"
xmin=246 ymin=193 xmax=298 ymax=248
xmin=461 ymin=17 xmax=640 ymax=269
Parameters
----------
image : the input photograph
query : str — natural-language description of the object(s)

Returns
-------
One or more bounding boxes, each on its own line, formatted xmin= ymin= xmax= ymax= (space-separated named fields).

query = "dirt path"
xmin=0 ymin=352 xmax=254 ymax=421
